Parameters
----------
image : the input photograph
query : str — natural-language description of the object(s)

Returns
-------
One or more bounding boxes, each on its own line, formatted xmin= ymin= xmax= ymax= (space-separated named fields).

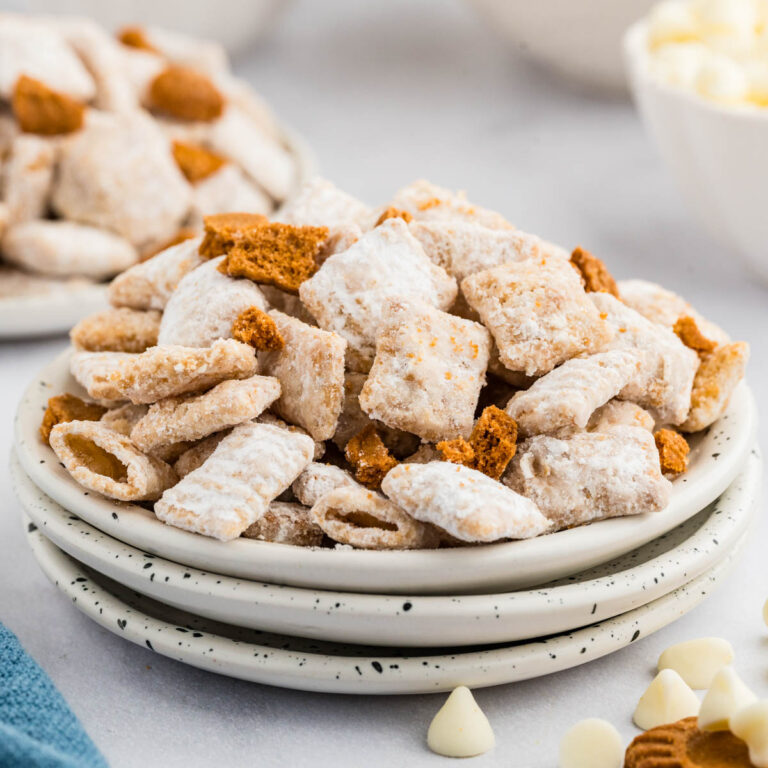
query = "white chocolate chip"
xmin=730 ymin=701 xmax=768 ymax=768
xmin=427 ymin=686 xmax=495 ymax=758
xmin=657 ymin=637 xmax=734 ymax=689
xmin=698 ymin=667 xmax=757 ymax=732
xmin=558 ymin=718 xmax=624 ymax=768
xmin=633 ymin=669 xmax=700 ymax=731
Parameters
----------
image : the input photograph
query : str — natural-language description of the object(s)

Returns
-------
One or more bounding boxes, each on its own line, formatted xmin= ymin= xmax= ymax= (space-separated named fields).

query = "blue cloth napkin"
xmin=0 ymin=623 xmax=107 ymax=768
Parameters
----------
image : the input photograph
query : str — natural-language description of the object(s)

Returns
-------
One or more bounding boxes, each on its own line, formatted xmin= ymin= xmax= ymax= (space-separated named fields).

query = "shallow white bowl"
xmin=468 ymin=0 xmax=655 ymax=92
xmin=13 ymin=349 xmax=757 ymax=595
xmin=624 ymin=22 xmax=768 ymax=281
xmin=14 ymin=448 xmax=760 ymax=647
xmin=25 ymin=514 xmax=746 ymax=694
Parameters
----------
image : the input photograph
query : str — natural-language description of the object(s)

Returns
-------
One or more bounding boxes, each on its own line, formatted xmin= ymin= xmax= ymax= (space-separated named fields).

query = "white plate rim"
xmin=12 ymin=447 xmax=761 ymax=647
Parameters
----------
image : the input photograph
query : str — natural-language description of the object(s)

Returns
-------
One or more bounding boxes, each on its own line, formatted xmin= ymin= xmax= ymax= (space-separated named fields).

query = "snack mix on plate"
xmin=0 ymin=13 xmax=299 ymax=299
xmin=43 ymin=177 xmax=749 ymax=549
xmin=644 ymin=0 xmax=768 ymax=107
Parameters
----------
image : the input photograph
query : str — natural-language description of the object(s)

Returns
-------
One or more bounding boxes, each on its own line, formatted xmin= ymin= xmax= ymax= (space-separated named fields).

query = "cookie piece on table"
xmin=71 ymin=308 xmax=161 ymax=353
xmin=259 ymin=310 xmax=347 ymax=442
xmin=242 ymin=501 xmax=323 ymax=547
xmin=382 ymin=462 xmax=550 ymax=543
xmin=590 ymin=293 xmax=700 ymax=426
xmin=49 ymin=420 xmax=177 ymax=501
xmin=359 ymin=297 xmax=491 ymax=442
xmin=587 ymin=399 xmax=655 ymax=433
xmin=154 ymin=421 xmax=314 ymax=540
xmin=310 ymin=485 xmax=438 ymax=550
xmin=130 ymin=374 xmax=280 ymax=453
xmin=505 ymin=349 xmax=641 ymax=437
xmin=291 ymin=462 xmax=361 ymax=507
xmin=505 ymin=426 xmax=671 ymax=530
xmin=1 ymin=134 xmax=57 ymax=224
xmin=70 ymin=338 xmax=257 ymax=404
xmin=40 ymin=393 xmax=106 ymax=444
xmin=299 ymin=218 xmax=458 ymax=372
xmin=108 ymin=236 xmax=204 ymax=310
xmin=157 ymin=256 xmax=267 ymax=348
xmin=462 ymin=257 xmax=612 ymax=377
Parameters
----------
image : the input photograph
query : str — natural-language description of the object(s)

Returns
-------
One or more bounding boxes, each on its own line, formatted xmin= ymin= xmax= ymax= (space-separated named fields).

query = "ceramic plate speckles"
xmin=14 ymin=349 xmax=757 ymax=595
xmin=12 ymin=449 xmax=761 ymax=647
xmin=24 ymin=512 xmax=748 ymax=695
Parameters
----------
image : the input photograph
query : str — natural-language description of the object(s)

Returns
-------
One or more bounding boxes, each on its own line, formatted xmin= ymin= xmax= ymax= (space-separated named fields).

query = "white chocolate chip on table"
xmin=730 ymin=701 xmax=768 ymax=768
xmin=657 ymin=637 xmax=734 ymax=689
xmin=698 ymin=667 xmax=757 ymax=732
xmin=558 ymin=719 xmax=624 ymax=768
xmin=427 ymin=686 xmax=495 ymax=758
xmin=633 ymin=669 xmax=700 ymax=731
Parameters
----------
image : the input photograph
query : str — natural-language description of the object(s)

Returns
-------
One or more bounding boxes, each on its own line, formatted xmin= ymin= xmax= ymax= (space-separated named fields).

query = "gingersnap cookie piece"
xmin=49 ymin=420 xmax=177 ymax=502
xmin=146 ymin=64 xmax=224 ymax=121
xmin=109 ymin=236 xmax=204 ymax=310
xmin=382 ymin=461 xmax=549 ymax=543
xmin=2 ymin=134 xmax=56 ymax=224
xmin=681 ymin=342 xmax=749 ymax=433
xmin=219 ymin=223 xmax=328 ymax=294
xmin=569 ymin=246 xmax=619 ymax=296
xmin=291 ymin=462 xmax=362 ymax=508
xmin=505 ymin=427 xmax=671 ymax=531
xmin=345 ymin=425 xmax=398 ymax=490
xmin=436 ymin=437 xmax=475 ymax=467
xmin=232 ymin=306 xmax=284 ymax=351
xmin=374 ymin=207 xmax=412 ymax=226
xmin=674 ymin=316 xmax=717 ymax=355
xmin=117 ymin=26 xmax=157 ymax=53
xmin=506 ymin=350 xmax=641 ymax=437
xmin=310 ymin=485 xmax=438 ymax=550
xmin=197 ymin=212 xmax=268 ymax=259
xmin=40 ymin=393 xmax=107 ymax=445
xmin=242 ymin=501 xmax=323 ymax=547
xmin=655 ymin=428 xmax=690 ymax=476
xmin=462 ymin=257 xmax=612 ymax=377
xmin=71 ymin=308 xmax=161 ymax=353
xmin=624 ymin=717 xmax=752 ymax=768
xmin=171 ymin=140 xmax=226 ymax=183
xmin=12 ymin=75 xmax=84 ymax=136
xmin=587 ymin=400 xmax=655 ymax=433
xmin=591 ymin=293 xmax=700 ymax=426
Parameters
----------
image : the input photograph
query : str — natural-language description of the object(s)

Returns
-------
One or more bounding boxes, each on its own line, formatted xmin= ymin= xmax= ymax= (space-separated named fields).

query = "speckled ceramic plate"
xmin=14 ymin=349 xmax=757 ymax=595
xmin=24 ymin=514 xmax=747 ymax=695
xmin=12 ymin=448 xmax=760 ymax=647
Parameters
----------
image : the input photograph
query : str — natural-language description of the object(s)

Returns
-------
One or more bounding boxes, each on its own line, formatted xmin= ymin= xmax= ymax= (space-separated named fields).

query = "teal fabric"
xmin=0 ymin=623 xmax=107 ymax=768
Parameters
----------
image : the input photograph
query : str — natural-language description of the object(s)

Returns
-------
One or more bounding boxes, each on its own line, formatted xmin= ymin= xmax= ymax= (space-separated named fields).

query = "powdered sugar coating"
xmin=1 ymin=135 xmax=56 ymax=224
xmin=130 ymin=374 xmax=280 ymax=453
xmin=70 ymin=339 xmax=257 ymax=404
xmin=256 ymin=413 xmax=325 ymax=461
xmin=242 ymin=501 xmax=323 ymax=547
xmin=157 ymin=255 xmax=267 ymax=347
xmin=71 ymin=308 xmax=161 ymax=353
xmin=260 ymin=310 xmax=347 ymax=442
xmin=49 ymin=420 xmax=176 ymax=501
xmin=506 ymin=350 xmax=642 ymax=437
xmin=382 ymin=462 xmax=550 ymax=543
xmin=155 ymin=421 xmax=314 ymax=541
xmin=99 ymin=403 xmax=148 ymax=436
xmin=359 ymin=297 xmax=491 ymax=442
xmin=587 ymin=399 xmax=655 ymax=433
xmin=173 ymin=432 xmax=228 ymax=479
xmin=108 ymin=236 xmax=204 ymax=311
xmin=590 ymin=293 xmax=699 ymax=426
xmin=299 ymin=218 xmax=457 ymax=371
xmin=462 ymin=258 xmax=612 ymax=376
xmin=291 ymin=462 xmax=361 ymax=507
xmin=505 ymin=427 xmax=671 ymax=530
xmin=2 ymin=221 xmax=137 ymax=279
xmin=311 ymin=485 xmax=438 ymax=550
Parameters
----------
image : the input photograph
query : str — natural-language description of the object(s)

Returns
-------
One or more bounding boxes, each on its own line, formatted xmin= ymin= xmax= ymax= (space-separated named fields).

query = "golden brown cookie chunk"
xmin=140 ymin=228 xmax=197 ymax=262
xmin=654 ymin=428 xmax=690 ymax=475
xmin=674 ymin=315 xmax=717 ymax=355
xmin=40 ymin=394 xmax=107 ymax=445
xmin=146 ymin=65 xmax=224 ymax=122
xmin=345 ymin=425 xmax=398 ymax=490
xmin=172 ymin=141 xmax=227 ymax=184
xmin=624 ymin=717 xmax=751 ymax=768
xmin=117 ymin=26 xmax=158 ymax=53
xmin=231 ymin=306 xmax=284 ymax=351
xmin=375 ymin=207 xmax=413 ymax=226
xmin=570 ymin=246 xmax=619 ymax=297
xmin=219 ymin=223 xmax=328 ymax=294
xmin=436 ymin=438 xmax=475 ymax=466
xmin=12 ymin=75 xmax=84 ymax=136
xmin=198 ymin=212 xmax=268 ymax=259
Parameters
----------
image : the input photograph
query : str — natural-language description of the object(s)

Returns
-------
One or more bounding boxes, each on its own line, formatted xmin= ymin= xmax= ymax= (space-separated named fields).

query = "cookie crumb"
xmin=436 ymin=438 xmax=475 ymax=466
xmin=219 ymin=222 xmax=327 ymax=294
xmin=40 ymin=393 xmax=106 ymax=445
xmin=172 ymin=141 xmax=227 ymax=183
xmin=654 ymin=428 xmax=689 ymax=475
xmin=117 ymin=26 xmax=157 ymax=53
xmin=12 ymin=75 xmax=84 ymax=136
xmin=198 ymin=212 xmax=268 ymax=259
xmin=345 ymin=425 xmax=398 ymax=489
xmin=673 ymin=315 xmax=717 ymax=355
xmin=232 ymin=306 xmax=284 ymax=351
xmin=147 ymin=65 xmax=224 ymax=122
xmin=570 ymin=246 xmax=619 ymax=297
xmin=375 ymin=207 xmax=413 ymax=226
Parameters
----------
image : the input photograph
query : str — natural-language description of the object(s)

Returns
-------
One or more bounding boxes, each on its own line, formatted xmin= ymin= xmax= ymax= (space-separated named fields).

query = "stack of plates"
xmin=11 ymin=352 xmax=760 ymax=694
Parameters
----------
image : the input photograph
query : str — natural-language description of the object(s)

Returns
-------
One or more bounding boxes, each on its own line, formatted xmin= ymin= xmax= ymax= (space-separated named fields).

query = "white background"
xmin=1 ymin=1 xmax=766 ymax=765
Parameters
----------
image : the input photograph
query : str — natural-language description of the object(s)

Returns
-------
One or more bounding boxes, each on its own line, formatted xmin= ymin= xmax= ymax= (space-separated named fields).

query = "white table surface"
xmin=1 ymin=1 xmax=766 ymax=766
